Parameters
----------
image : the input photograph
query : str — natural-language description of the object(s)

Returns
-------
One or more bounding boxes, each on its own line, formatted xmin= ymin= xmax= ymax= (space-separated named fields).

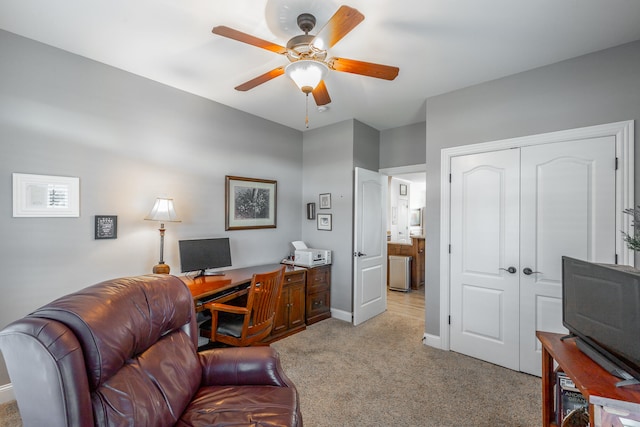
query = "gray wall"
xmin=353 ymin=120 xmax=381 ymax=171
xmin=380 ymin=121 xmax=426 ymax=169
xmin=302 ymin=120 xmax=355 ymax=314
xmin=424 ymin=40 xmax=640 ymax=337
xmin=301 ymin=119 xmax=380 ymax=316
xmin=0 ymin=30 xmax=303 ymax=386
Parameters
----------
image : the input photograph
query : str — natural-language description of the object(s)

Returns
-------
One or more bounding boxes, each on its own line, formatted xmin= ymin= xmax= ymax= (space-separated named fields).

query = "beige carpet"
xmin=0 ymin=311 xmax=541 ymax=427
xmin=0 ymin=400 xmax=20 ymax=427
xmin=272 ymin=311 xmax=541 ymax=427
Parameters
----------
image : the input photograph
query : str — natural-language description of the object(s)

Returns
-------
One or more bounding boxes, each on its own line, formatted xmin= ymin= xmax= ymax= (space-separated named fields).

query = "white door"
xmin=353 ymin=167 xmax=387 ymax=325
xmin=519 ymin=137 xmax=616 ymax=376
xmin=450 ymin=149 xmax=521 ymax=370
xmin=450 ymin=137 xmax=616 ymax=374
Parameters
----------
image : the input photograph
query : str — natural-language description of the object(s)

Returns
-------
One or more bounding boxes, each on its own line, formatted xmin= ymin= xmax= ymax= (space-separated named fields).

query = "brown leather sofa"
xmin=0 ymin=275 xmax=303 ymax=427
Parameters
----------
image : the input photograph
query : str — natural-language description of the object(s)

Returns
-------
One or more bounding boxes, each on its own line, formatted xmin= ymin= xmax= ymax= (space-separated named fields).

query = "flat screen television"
xmin=179 ymin=238 xmax=232 ymax=277
xmin=562 ymin=256 xmax=640 ymax=384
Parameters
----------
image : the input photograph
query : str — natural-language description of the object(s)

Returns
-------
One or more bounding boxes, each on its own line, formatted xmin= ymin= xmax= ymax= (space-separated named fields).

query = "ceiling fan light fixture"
xmin=285 ymin=60 xmax=328 ymax=94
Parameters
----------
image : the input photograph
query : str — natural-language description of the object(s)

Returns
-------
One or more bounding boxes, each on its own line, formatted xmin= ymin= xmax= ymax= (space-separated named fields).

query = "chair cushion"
xmin=30 ymin=275 xmax=195 ymax=389
xmin=176 ymin=385 xmax=301 ymax=427
xmin=201 ymin=312 xmax=248 ymax=338
xmin=216 ymin=312 xmax=246 ymax=338
xmin=92 ymin=329 xmax=201 ymax=427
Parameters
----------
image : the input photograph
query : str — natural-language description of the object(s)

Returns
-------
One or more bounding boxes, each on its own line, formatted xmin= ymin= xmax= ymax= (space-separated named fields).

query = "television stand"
xmin=537 ymin=331 xmax=640 ymax=427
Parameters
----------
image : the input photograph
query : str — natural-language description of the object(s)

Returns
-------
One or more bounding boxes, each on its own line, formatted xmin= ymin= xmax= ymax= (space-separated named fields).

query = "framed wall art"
xmin=13 ymin=173 xmax=80 ymax=217
xmin=399 ymin=183 xmax=407 ymax=196
xmin=225 ymin=175 xmax=277 ymax=230
xmin=317 ymin=213 xmax=332 ymax=231
xmin=319 ymin=193 xmax=331 ymax=209
xmin=95 ymin=215 xmax=117 ymax=239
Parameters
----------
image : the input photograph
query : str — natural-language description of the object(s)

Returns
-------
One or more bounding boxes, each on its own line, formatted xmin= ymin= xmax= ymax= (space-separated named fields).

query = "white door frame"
xmin=437 ymin=120 xmax=634 ymax=352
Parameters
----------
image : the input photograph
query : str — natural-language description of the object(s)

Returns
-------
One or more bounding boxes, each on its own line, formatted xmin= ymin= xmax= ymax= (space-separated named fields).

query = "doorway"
xmin=380 ymin=164 xmax=427 ymax=322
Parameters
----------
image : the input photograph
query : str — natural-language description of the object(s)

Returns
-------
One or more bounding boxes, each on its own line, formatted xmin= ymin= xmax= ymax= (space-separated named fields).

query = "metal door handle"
xmin=499 ymin=266 xmax=517 ymax=274
xmin=523 ymin=267 xmax=541 ymax=275
xmin=355 ymin=251 xmax=367 ymax=257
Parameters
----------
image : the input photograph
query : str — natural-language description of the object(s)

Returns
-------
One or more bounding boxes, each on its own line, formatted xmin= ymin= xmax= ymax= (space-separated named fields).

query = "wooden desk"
xmin=537 ymin=331 xmax=640 ymax=427
xmin=179 ymin=263 xmax=307 ymax=342
xmin=180 ymin=264 xmax=276 ymax=309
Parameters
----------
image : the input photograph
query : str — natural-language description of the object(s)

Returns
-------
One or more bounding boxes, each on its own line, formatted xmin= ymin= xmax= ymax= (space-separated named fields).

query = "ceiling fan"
xmin=212 ymin=5 xmax=400 ymax=108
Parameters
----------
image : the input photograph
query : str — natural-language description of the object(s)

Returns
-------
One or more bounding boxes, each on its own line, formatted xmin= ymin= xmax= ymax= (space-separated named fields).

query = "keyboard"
xmin=198 ymin=283 xmax=249 ymax=304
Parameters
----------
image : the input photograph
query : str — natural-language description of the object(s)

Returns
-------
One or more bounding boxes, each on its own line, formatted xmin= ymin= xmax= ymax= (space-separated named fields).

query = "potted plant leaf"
xmin=622 ymin=206 xmax=640 ymax=251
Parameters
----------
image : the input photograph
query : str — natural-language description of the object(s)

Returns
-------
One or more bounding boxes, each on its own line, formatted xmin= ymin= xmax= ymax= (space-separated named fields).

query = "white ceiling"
xmin=1 ymin=0 xmax=639 ymax=132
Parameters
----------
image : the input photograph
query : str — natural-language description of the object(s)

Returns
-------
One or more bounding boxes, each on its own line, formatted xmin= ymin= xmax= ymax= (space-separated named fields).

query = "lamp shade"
xmin=285 ymin=60 xmax=329 ymax=94
xmin=145 ymin=198 xmax=181 ymax=223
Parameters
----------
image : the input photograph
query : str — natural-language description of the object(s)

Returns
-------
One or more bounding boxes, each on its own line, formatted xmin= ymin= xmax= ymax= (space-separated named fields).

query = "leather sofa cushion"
xmin=177 ymin=385 xmax=301 ymax=427
xmin=92 ymin=329 xmax=201 ymax=426
xmin=30 ymin=275 xmax=194 ymax=389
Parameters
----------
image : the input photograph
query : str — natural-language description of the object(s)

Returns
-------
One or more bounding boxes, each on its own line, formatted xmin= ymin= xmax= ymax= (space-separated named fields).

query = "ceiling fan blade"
xmin=234 ymin=67 xmax=285 ymax=91
xmin=311 ymin=6 xmax=364 ymax=50
xmin=212 ymin=26 xmax=287 ymax=55
xmin=330 ymin=57 xmax=399 ymax=81
xmin=312 ymin=80 xmax=331 ymax=106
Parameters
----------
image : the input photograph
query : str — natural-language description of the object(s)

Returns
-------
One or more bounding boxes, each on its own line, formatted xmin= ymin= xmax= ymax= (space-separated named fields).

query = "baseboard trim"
xmin=424 ymin=333 xmax=443 ymax=350
xmin=0 ymin=383 xmax=14 ymax=404
xmin=330 ymin=308 xmax=352 ymax=323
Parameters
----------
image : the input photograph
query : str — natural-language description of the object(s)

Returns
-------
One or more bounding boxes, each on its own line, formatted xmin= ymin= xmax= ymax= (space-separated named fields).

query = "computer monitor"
xmin=178 ymin=238 xmax=231 ymax=277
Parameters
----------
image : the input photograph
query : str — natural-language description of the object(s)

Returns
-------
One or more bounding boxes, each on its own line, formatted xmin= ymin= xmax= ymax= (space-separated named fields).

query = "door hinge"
xmin=448 ymin=315 xmax=451 ymax=325
xmin=615 ymin=253 xmax=618 ymax=264
xmin=448 ymin=244 xmax=451 ymax=254
xmin=449 ymin=173 xmax=452 ymax=183
xmin=616 ymin=157 xmax=619 ymax=170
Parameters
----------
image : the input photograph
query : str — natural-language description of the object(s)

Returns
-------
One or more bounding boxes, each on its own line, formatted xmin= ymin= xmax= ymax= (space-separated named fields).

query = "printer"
xmin=291 ymin=241 xmax=332 ymax=267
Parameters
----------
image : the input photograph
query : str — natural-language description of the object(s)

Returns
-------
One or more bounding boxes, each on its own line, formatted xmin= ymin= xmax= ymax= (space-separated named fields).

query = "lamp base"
xmin=153 ymin=263 xmax=170 ymax=274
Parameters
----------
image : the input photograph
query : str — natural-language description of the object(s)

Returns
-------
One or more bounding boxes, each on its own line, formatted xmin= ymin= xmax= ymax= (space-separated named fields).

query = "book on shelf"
xmin=556 ymin=371 xmax=588 ymax=426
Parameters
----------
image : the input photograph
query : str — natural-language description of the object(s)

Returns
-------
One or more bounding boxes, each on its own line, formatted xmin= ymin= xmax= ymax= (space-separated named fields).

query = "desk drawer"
xmin=284 ymin=271 xmax=306 ymax=286
xmin=306 ymin=266 xmax=330 ymax=292
xmin=306 ymin=290 xmax=331 ymax=325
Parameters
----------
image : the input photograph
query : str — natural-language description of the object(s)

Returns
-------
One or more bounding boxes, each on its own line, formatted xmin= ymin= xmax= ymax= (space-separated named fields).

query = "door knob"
xmin=523 ymin=267 xmax=541 ymax=275
xmin=355 ymin=251 xmax=367 ymax=257
xmin=499 ymin=266 xmax=517 ymax=274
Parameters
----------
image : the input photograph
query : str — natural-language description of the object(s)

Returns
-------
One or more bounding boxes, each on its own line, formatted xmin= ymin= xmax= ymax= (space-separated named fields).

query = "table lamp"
xmin=145 ymin=197 xmax=181 ymax=274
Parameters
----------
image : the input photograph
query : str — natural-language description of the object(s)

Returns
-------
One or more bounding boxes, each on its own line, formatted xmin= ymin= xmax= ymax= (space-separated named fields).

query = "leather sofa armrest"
xmin=198 ymin=346 xmax=296 ymax=388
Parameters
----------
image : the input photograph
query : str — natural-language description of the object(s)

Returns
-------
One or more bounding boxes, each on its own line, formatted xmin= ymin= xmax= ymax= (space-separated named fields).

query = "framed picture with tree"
xmin=225 ymin=175 xmax=277 ymax=230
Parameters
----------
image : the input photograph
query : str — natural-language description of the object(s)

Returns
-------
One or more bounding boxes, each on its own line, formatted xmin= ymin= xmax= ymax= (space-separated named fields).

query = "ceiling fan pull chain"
xmin=305 ymin=93 xmax=309 ymax=128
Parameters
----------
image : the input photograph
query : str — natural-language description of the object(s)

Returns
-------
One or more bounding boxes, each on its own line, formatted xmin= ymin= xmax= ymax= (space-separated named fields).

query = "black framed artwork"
xmin=225 ymin=175 xmax=277 ymax=230
xmin=95 ymin=215 xmax=117 ymax=239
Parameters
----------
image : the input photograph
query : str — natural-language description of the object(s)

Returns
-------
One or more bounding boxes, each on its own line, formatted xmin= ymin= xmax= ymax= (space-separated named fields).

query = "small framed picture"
xmin=319 ymin=193 xmax=331 ymax=209
xmin=317 ymin=213 xmax=332 ymax=231
xmin=95 ymin=215 xmax=117 ymax=239
xmin=399 ymin=184 xmax=407 ymax=196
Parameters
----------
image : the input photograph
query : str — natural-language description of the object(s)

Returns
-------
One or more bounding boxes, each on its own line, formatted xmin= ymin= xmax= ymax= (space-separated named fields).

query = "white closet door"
xmin=519 ymin=136 xmax=616 ymax=376
xmin=450 ymin=149 xmax=521 ymax=370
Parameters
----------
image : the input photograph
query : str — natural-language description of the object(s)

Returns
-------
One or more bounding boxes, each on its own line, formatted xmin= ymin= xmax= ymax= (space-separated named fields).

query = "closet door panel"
xmin=519 ymin=136 xmax=616 ymax=376
xmin=450 ymin=149 xmax=520 ymax=371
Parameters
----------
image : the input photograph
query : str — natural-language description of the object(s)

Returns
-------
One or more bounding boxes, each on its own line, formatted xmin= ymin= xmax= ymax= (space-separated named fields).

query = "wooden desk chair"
xmin=204 ymin=266 xmax=286 ymax=346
